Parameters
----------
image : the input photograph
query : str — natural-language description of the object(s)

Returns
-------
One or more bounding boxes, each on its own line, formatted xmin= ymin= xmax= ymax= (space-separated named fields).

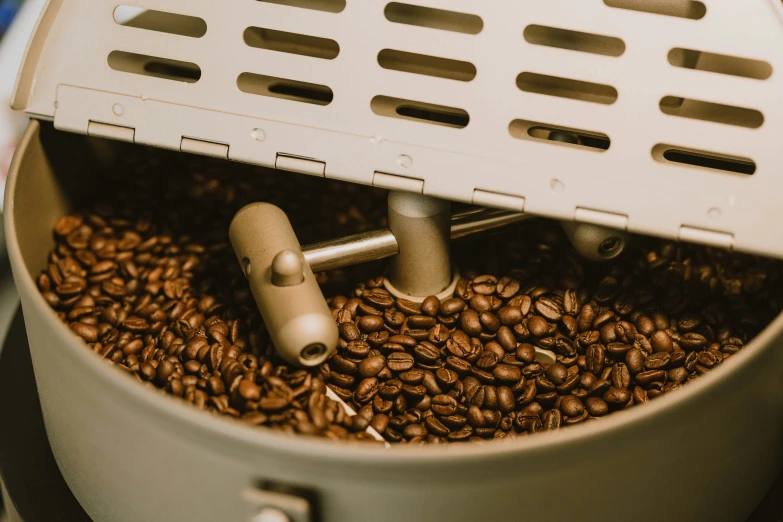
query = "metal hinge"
xmin=679 ymin=225 xmax=734 ymax=249
xmin=87 ymin=121 xmax=135 ymax=143
xmin=276 ymin=154 xmax=326 ymax=177
xmin=181 ymin=137 xmax=229 ymax=159
xmin=472 ymin=189 xmax=525 ymax=211
xmin=373 ymin=172 xmax=424 ymax=193
xmin=574 ymin=207 xmax=628 ymax=230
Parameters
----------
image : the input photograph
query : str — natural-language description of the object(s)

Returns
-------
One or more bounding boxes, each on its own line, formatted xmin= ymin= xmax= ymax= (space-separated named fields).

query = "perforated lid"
xmin=12 ymin=0 xmax=783 ymax=257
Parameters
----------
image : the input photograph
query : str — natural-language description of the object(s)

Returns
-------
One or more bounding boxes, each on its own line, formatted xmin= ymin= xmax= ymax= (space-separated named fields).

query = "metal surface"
xmin=303 ymin=229 xmax=399 ymax=273
xmin=385 ymin=192 xmax=452 ymax=298
xmin=229 ymin=203 xmax=337 ymax=367
xmin=7 ymin=122 xmax=783 ymax=522
xmin=1 ymin=301 xmax=783 ymax=522
xmin=13 ymin=1 xmax=783 ymax=258
xmin=303 ymin=208 xmax=531 ymax=274
xmin=561 ymin=221 xmax=629 ymax=262
xmin=449 ymin=208 xmax=530 ymax=240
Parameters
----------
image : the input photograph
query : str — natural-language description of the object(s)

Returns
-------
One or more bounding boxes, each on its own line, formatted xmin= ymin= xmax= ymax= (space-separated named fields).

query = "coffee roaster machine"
xmin=3 ymin=1 xmax=783 ymax=520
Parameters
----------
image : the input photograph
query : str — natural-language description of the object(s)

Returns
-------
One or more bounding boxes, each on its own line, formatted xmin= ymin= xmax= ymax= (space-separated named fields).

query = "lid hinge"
xmin=373 ymin=172 xmax=424 ymax=193
xmin=87 ymin=121 xmax=135 ymax=143
xmin=180 ymin=137 xmax=229 ymax=159
xmin=574 ymin=207 xmax=629 ymax=230
xmin=472 ymin=189 xmax=525 ymax=211
xmin=275 ymin=154 xmax=326 ymax=177
xmin=679 ymin=225 xmax=734 ymax=249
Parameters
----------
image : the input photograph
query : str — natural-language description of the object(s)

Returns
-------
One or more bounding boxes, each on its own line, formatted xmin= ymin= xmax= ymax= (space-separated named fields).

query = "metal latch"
xmin=242 ymin=484 xmax=316 ymax=522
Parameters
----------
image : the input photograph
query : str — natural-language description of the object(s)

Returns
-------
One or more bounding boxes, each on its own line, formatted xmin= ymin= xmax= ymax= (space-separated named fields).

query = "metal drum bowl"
xmin=6 ymin=120 xmax=783 ymax=522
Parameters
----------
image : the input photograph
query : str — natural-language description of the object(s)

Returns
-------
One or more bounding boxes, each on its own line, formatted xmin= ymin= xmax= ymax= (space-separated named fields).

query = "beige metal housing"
xmin=12 ymin=0 xmax=783 ymax=258
xmin=7 ymin=119 xmax=783 ymax=522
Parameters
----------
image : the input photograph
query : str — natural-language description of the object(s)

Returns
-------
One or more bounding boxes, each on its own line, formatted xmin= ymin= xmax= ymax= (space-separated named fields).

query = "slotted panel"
xmin=13 ymin=0 xmax=783 ymax=258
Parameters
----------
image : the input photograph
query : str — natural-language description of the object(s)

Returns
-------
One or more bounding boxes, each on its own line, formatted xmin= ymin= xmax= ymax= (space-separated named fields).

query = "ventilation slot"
xmin=517 ymin=73 xmax=617 ymax=105
xmin=384 ymin=3 xmax=483 ymax=35
xmin=237 ymin=73 xmax=333 ymax=105
xmin=509 ymin=120 xmax=610 ymax=151
xmin=378 ymin=49 xmax=476 ymax=82
xmin=244 ymin=27 xmax=339 ymax=60
xmin=113 ymin=6 xmax=207 ymax=38
xmin=256 ymin=0 xmax=346 ymax=13
xmin=603 ymin=0 xmax=706 ymax=20
xmin=659 ymin=97 xmax=763 ymax=129
xmin=371 ymin=96 xmax=469 ymax=128
xmin=524 ymin=25 xmax=625 ymax=57
xmin=108 ymin=51 xmax=201 ymax=83
xmin=668 ymin=48 xmax=772 ymax=80
xmin=652 ymin=144 xmax=755 ymax=175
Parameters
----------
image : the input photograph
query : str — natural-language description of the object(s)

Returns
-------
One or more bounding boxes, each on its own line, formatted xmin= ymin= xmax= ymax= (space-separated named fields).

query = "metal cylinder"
xmin=385 ymin=192 xmax=452 ymax=298
xmin=303 ymin=229 xmax=399 ymax=273
xmin=229 ymin=203 xmax=337 ymax=367
xmin=560 ymin=221 xmax=629 ymax=262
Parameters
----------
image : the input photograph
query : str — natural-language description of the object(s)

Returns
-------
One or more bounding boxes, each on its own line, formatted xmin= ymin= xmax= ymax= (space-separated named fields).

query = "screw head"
xmin=599 ymin=237 xmax=623 ymax=258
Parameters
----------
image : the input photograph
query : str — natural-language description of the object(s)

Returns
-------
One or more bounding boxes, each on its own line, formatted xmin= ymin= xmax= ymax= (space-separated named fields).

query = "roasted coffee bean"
xmin=460 ymin=309 xmax=482 ymax=336
xmin=414 ymin=342 xmax=440 ymax=365
xmin=651 ymin=330 xmax=673 ymax=353
xmin=545 ymin=363 xmax=568 ymax=385
xmin=632 ymin=386 xmax=648 ymax=405
xmin=440 ymin=298 xmax=465 ymax=316
xmin=435 ymin=368 xmax=459 ymax=389
xmin=542 ymin=409 xmax=562 ymax=430
xmin=355 ymin=377 xmax=380 ymax=403
xmin=387 ymin=352 xmax=415 ymax=372
xmin=493 ymin=364 xmax=522 ymax=384
xmin=447 ymin=426 xmax=474 ymax=442
xmin=498 ymin=306 xmax=523 ymax=326
xmin=560 ymin=395 xmax=584 ymax=417
xmin=440 ymin=414 xmax=468 ymax=431
xmin=446 ymin=356 xmax=472 ymax=376
xmin=636 ymin=370 xmax=666 ymax=387
xmin=611 ymin=363 xmax=631 ymax=389
xmin=476 ymin=351 xmax=500 ymax=371
xmin=421 ymin=296 xmax=440 ymax=317
xmin=527 ymin=316 xmax=550 ymax=338
xmin=625 ymin=348 xmax=645 ymax=375
xmin=585 ymin=344 xmax=605 ymax=374
xmin=359 ymin=355 xmax=386 ymax=378
xmin=603 ymin=387 xmax=631 ymax=408
xmin=358 ymin=315 xmax=385 ymax=333
xmin=432 ymin=394 xmax=459 ymax=416
xmin=399 ymin=369 xmax=425 ymax=386
xmin=586 ymin=397 xmax=609 ymax=416
xmin=425 ymin=416 xmax=450 ymax=437
xmin=557 ymin=374 xmax=581 ymax=395
xmin=535 ymin=297 xmax=563 ymax=321
xmin=644 ymin=352 xmax=671 ymax=370
xmin=515 ymin=344 xmax=537 ymax=364
xmin=681 ymin=333 xmax=708 ymax=351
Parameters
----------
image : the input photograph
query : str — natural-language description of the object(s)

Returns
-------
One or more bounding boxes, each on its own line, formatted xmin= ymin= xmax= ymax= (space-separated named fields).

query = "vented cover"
xmin=12 ymin=0 xmax=783 ymax=257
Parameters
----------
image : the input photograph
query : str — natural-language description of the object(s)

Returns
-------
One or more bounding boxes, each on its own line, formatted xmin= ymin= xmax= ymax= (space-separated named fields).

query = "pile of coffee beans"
xmin=325 ymin=255 xmax=780 ymax=443
xmin=38 ymin=146 xmax=783 ymax=444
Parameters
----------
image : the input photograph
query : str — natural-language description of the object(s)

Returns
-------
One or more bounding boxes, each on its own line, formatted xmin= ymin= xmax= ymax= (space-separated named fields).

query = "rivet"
xmin=112 ymin=103 xmax=124 ymax=116
xmin=550 ymin=179 xmax=565 ymax=194
xmin=251 ymin=128 xmax=266 ymax=142
xmin=708 ymin=207 xmax=722 ymax=219
xmin=398 ymin=154 xmax=413 ymax=168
